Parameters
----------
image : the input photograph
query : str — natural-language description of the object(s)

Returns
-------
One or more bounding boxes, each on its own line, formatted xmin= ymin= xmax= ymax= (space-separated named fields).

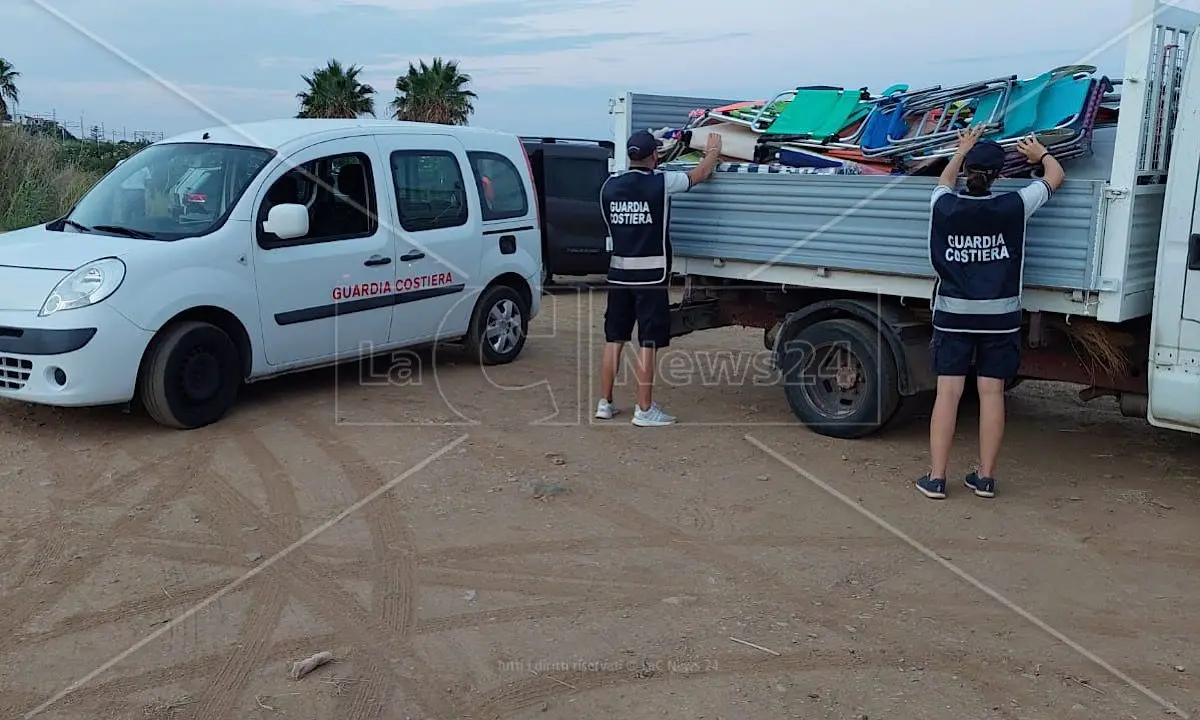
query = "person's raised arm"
xmin=687 ymin=132 xmax=723 ymax=187
xmin=938 ymin=125 xmax=984 ymax=188
xmin=1016 ymin=136 xmax=1064 ymax=192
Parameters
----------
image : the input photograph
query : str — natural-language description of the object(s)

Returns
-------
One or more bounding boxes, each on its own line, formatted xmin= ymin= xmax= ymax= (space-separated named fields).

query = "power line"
xmin=5 ymin=109 xmax=164 ymax=144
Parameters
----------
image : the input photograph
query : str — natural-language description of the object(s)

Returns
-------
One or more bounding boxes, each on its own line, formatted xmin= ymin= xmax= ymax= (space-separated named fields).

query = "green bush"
xmin=0 ymin=127 xmax=145 ymax=232
xmin=56 ymin=138 xmax=148 ymax=174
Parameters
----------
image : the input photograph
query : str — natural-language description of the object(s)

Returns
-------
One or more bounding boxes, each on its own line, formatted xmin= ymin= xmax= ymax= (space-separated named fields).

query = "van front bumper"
xmin=0 ymin=306 xmax=154 ymax=407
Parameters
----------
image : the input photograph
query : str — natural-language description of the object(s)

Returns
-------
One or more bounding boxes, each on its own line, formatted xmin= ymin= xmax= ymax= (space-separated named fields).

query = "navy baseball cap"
xmin=964 ymin=140 xmax=1006 ymax=172
xmin=627 ymin=130 xmax=660 ymax=161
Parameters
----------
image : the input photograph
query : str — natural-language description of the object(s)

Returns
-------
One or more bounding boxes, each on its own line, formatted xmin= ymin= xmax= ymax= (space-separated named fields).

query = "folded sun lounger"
xmin=751 ymin=86 xmax=872 ymax=141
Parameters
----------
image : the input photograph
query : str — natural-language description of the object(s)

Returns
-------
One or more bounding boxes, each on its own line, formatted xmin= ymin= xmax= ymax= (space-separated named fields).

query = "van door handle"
xmin=1189 ymin=233 xmax=1200 ymax=270
xmin=400 ymin=251 xmax=425 ymax=262
xmin=364 ymin=255 xmax=392 ymax=267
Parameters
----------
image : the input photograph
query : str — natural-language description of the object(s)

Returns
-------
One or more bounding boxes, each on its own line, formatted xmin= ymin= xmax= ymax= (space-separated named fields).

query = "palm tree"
xmin=296 ymin=59 xmax=376 ymax=119
xmin=388 ymin=58 xmax=477 ymax=125
xmin=0 ymin=58 xmax=19 ymax=122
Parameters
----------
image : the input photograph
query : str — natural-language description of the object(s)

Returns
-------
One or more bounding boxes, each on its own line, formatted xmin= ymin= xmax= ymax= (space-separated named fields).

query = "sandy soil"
xmin=0 ymin=283 xmax=1197 ymax=720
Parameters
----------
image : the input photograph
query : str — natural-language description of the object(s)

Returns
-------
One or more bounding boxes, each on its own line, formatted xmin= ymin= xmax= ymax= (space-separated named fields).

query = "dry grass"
xmin=1059 ymin=318 xmax=1133 ymax=380
xmin=0 ymin=127 xmax=101 ymax=232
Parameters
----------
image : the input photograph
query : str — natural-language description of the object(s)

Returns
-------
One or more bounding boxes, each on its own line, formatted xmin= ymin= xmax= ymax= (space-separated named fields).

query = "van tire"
xmin=140 ymin=321 xmax=241 ymax=429
xmin=464 ymin=284 xmax=529 ymax=365
xmin=780 ymin=318 xmax=901 ymax=439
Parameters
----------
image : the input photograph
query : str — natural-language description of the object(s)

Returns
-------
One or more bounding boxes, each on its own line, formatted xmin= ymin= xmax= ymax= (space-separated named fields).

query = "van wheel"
xmin=139 ymin=321 xmax=241 ymax=429
xmin=465 ymin=285 xmax=529 ymax=365
xmin=780 ymin=318 xmax=901 ymax=439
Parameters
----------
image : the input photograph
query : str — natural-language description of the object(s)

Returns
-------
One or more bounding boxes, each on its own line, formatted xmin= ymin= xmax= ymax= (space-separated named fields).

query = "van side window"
xmin=467 ymin=151 xmax=528 ymax=221
xmin=257 ymin=152 xmax=377 ymax=248
xmin=390 ymin=150 xmax=468 ymax=232
xmin=544 ymin=156 xmax=608 ymax=203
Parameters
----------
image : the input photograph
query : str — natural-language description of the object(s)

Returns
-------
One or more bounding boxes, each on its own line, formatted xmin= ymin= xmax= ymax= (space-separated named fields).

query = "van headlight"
xmin=39 ymin=258 xmax=126 ymax=317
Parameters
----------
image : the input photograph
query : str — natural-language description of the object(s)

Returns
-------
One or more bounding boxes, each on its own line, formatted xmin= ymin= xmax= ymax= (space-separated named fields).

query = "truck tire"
xmin=464 ymin=284 xmax=529 ymax=365
xmin=779 ymin=318 xmax=901 ymax=439
xmin=139 ymin=321 xmax=242 ymax=429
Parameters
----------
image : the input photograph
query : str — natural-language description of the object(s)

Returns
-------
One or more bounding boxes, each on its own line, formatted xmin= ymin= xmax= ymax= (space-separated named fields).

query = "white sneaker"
xmin=595 ymin=399 xmax=619 ymax=420
xmin=632 ymin=403 xmax=676 ymax=427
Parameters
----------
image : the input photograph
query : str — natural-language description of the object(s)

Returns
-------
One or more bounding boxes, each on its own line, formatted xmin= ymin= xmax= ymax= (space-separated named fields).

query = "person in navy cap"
xmin=594 ymin=128 xmax=722 ymax=427
xmin=917 ymin=126 xmax=1064 ymax=500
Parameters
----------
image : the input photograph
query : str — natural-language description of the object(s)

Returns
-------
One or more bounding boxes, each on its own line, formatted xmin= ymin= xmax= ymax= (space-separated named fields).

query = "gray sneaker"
xmin=595 ymin=398 xmax=618 ymax=420
xmin=632 ymin=403 xmax=676 ymax=427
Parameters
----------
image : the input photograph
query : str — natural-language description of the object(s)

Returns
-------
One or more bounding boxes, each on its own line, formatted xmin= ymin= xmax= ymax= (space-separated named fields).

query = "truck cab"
xmin=1149 ymin=3 xmax=1200 ymax=433
xmin=521 ymin=137 xmax=613 ymax=282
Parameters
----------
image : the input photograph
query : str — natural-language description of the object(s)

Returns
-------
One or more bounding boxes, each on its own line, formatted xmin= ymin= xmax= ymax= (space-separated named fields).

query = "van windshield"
xmin=60 ymin=142 xmax=275 ymax=241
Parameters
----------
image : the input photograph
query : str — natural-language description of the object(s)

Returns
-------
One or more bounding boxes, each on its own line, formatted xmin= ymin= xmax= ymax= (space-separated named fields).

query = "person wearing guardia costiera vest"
xmin=916 ymin=126 xmax=1065 ymax=501
xmin=594 ymin=129 xmax=722 ymax=427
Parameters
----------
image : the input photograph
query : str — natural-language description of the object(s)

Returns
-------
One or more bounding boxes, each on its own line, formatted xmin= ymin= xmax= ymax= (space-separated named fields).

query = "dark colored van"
xmin=520 ymin=137 xmax=614 ymax=283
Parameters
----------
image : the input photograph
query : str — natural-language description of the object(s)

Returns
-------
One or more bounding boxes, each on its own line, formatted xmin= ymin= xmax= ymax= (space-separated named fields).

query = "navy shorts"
xmin=931 ymin=329 xmax=1021 ymax=380
xmin=604 ymin=286 xmax=671 ymax=349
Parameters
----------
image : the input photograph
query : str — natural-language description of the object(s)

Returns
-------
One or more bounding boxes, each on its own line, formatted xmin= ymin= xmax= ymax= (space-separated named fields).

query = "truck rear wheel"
xmin=779 ymin=318 xmax=901 ymax=439
xmin=139 ymin=321 xmax=242 ymax=429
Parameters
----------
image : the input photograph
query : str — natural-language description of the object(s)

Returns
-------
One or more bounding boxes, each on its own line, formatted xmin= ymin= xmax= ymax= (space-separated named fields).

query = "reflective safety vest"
xmin=600 ymin=169 xmax=670 ymax=285
xmin=929 ymin=190 xmax=1027 ymax=333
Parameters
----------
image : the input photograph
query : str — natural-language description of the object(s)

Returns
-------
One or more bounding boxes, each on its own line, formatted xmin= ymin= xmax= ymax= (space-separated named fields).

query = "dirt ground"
xmin=0 ymin=283 xmax=1197 ymax=720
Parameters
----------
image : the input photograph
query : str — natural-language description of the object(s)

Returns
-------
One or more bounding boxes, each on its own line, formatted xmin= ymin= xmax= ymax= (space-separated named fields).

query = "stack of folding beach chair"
xmin=653 ymin=64 xmax=1120 ymax=178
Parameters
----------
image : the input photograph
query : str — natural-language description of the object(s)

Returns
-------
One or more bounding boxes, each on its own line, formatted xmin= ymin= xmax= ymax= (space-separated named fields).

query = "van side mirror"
xmin=262 ymin=203 xmax=309 ymax=240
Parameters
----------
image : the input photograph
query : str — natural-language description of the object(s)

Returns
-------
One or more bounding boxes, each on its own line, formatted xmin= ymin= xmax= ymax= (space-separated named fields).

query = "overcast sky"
xmin=2 ymin=0 xmax=1199 ymax=141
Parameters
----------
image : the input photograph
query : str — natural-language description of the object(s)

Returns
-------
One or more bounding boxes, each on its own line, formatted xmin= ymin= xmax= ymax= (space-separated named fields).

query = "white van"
xmin=0 ymin=119 xmax=543 ymax=429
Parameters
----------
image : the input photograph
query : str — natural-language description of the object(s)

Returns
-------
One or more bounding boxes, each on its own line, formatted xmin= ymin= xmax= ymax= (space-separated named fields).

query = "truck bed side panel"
xmin=670 ymin=174 xmax=1107 ymax=292
xmin=629 ymin=92 xmax=737 ymax=134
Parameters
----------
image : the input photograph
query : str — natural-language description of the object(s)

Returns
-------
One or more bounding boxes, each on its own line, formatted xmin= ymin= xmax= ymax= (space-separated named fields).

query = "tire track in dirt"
xmin=0 ymin=538 xmax=27 ymax=586
xmin=469 ymin=646 xmax=1037 ymax=719
xmin=415 ymin=532 xmax=1200 ymax=572
xmin=415 ymin=536 xmax=667 ymax=563
xmin=415 ymin=567 xmax=698 ymax=598
xmin=0 ymin=437 xmax=220 ymax=549
xmin=235 ymin=429 xmax=305 ymax=538
xmin=188 ymin=430 xmax=305 ymax=719
xmin=0 ymin=691 xmax=48 ymax=720
xmin=7 ymin=632 xmax=340 ymax=718
xmin=415 ymin=594 xmax=695 ymax=636
xmin=573 ymin=485 xmax=1065 ymax=715
xmin=878 ymin=588 xmax=1188 ymax=644
xmin=74 ymin=436 xmax=224 ymax=505
xmin=290 ymin=416 xmax=419 ymax=719
xmin=131 ymin=532 xmax=362 ymax=562
xmin=122 ymin=539 xmax=248 ymax=568
xmin=4 ymin=531 xmax=66 ymax=591
xmin=291 ymin=417 xmax=416 ymax=631
xmin=192 ymin=582 xmax=289 ymax=720
xmin=458 ymin=428 xmax=1070 ymax=718
xmin=734 ymin=533 xmax=1200 ymax=570
xmin=12 ymin=578 xmax=233 ymax=647
xmin=0 ymin=443 xmax=214 ymax=652
xmin=196 ymin=458 xmax=458 ymax=720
